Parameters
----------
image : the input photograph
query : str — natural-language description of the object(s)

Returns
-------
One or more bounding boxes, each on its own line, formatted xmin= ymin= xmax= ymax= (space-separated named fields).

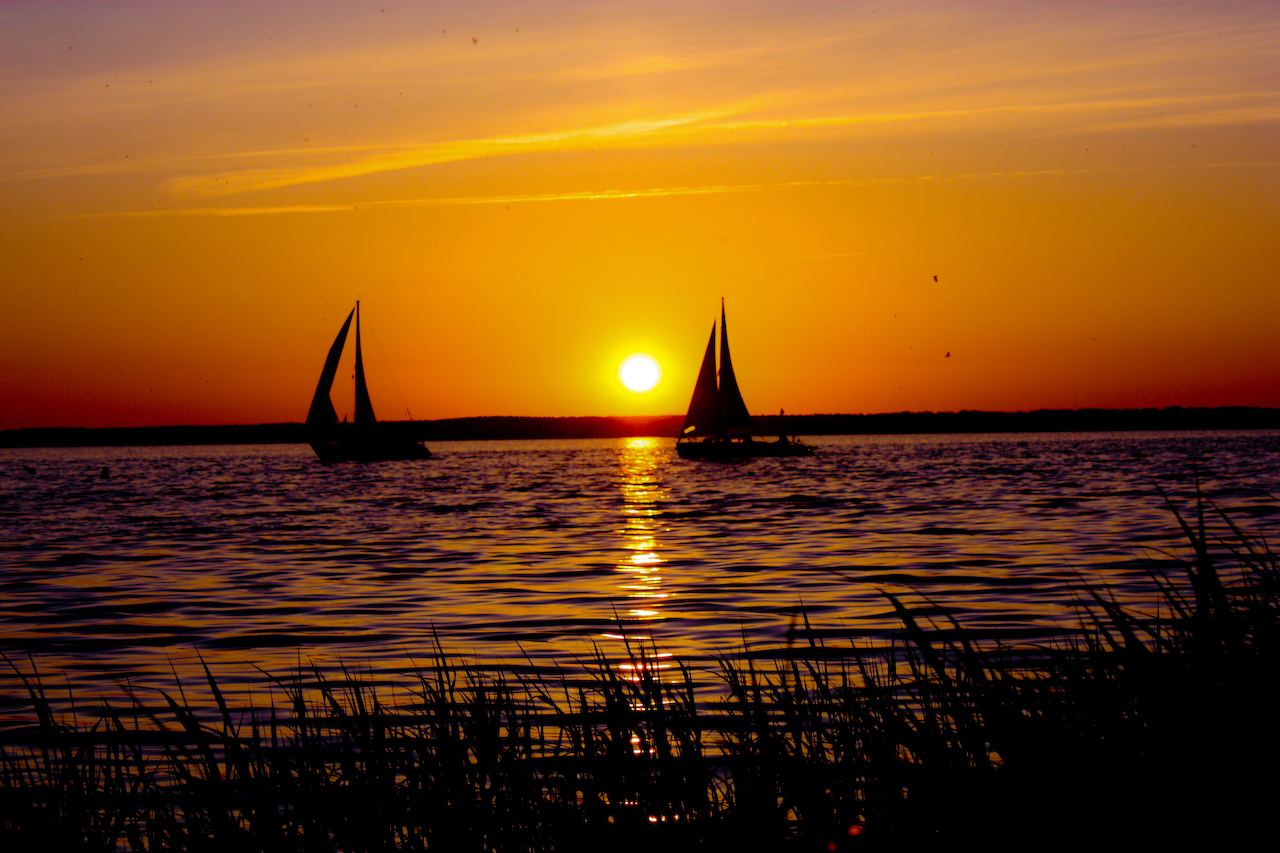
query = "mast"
xmin=306 ymin=307 xmax=355 ymax=426
xmin=353 ymin=301 xmax=377 ymax=425
xmin=716 ymin=299 xmax=756 ymax=434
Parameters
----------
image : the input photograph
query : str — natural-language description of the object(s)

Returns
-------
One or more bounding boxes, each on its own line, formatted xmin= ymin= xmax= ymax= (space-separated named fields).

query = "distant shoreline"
xmin=1 ymin=407 xmax=1277 ymax=448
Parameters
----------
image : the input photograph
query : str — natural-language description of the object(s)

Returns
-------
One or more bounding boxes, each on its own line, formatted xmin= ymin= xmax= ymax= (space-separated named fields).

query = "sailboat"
xmin=305 ymin=302 xmax=431 ymax=462
xmin=676 ymin=301 xmax=812 ymax=460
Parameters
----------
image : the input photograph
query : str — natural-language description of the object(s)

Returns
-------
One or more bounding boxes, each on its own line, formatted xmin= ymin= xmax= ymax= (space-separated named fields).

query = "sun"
xmin=619 ymin=353 xmax=662 ymax=393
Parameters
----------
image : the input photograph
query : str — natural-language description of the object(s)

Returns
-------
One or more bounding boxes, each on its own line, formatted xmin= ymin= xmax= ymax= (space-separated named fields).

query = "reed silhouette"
xmin=2 ymin=489 xmax=1276 ymax=850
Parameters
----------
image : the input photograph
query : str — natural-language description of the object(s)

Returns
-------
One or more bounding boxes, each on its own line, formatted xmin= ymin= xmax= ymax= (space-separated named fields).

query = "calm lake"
xmin=2 ymin=431 xmax=1278 ymax=713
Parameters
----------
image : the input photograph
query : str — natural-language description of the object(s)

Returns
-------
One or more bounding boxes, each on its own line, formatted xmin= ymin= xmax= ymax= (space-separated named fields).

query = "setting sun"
xmin=619 ymin=354 xmax=662 ymax=393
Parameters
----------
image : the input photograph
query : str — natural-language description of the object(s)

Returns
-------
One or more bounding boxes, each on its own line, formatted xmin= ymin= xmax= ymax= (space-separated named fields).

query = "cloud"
xmin=84 ymin=183 xmax=769 ymax=218
xmin=1058 ymin=101 xmax=1280 ymax=134
xmin=151 ymin=87 xmax=1279 ymax=199
xmin=5 ymin=144 xmax=402 ymax=182
xmin=85 ymin=164 xmax=1211 ymax=219
xmin=165 ymin=109 xmax=738 ymax=197
xmin=13 ymin=88 xmax=1274 ymax=190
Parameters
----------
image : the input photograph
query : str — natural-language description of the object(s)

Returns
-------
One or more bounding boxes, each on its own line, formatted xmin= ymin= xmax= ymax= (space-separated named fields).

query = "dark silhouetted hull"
xmin=676 ymin=437 xmax=813 ymax=460
xmin=309 ymin=433 xmax=432 ymax=463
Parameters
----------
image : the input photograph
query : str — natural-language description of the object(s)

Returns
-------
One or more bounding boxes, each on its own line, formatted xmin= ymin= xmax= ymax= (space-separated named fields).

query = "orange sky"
xmin=2 ymin=0 xmax=1277 ymax=430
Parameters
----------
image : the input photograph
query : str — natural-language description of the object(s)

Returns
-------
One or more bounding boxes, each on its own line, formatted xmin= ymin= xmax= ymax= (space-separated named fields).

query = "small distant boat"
xmin=676 ymin=301 xmax=812 ymax=460
xmin=306 ymin=303 xmax=431 ymax=462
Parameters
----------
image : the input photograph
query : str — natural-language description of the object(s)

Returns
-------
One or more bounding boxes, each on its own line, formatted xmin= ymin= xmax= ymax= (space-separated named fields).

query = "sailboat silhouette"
xmin=676 ymin=301 xmax=812 ymax=460
xmin=305 ymin=302 xmax=431 ymax=462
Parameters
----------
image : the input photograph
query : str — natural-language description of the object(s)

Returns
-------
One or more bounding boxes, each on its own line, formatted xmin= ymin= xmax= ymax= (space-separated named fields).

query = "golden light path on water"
xmin=610 ymin=438 xmax=676 ymax=695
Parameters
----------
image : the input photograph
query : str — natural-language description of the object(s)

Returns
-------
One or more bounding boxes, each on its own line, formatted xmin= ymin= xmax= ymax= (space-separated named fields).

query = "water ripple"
xmin=1 ymin=431 xmax=1277 ymax=710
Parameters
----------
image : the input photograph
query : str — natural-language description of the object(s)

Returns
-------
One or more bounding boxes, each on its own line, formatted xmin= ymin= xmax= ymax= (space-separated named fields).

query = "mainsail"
xmin=352 ymin=304 xmax=376 ymax=425
xmin=682 ymin=324 xmax=721 ymax=436
xmin=306 ymin=307 xmax=355 ymax=426
xmin=716 ymin=302 xmax=756 ymax=434
xmin=680 ymin=302 xmax=758 ymax=437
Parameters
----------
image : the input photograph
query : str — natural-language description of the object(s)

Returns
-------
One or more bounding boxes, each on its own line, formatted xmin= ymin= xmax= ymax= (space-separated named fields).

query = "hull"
xmin=676 ymin=437 xmax=813 ymax=460
xmin=308 ymin=429 xmax=432 ymax=463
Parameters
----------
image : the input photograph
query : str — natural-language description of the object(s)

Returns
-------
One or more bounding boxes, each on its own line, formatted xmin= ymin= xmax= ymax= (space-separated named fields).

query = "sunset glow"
xmin=1 ymin=1 xmax=1276 ymax=430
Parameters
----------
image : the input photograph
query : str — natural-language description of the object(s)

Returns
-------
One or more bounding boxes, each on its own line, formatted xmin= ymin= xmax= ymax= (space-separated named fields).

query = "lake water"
xmin=2 ymin=431 xmax=1278 ymax=715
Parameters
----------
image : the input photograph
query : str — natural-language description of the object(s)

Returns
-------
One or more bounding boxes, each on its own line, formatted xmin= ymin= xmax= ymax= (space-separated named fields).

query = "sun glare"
xmin=619 ymin=354 xmax=662 ymax=393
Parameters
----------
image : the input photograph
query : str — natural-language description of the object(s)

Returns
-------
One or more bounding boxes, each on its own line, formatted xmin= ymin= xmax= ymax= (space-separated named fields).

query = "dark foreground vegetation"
xmin=3 ymin=492 xmax=1278 ymax=851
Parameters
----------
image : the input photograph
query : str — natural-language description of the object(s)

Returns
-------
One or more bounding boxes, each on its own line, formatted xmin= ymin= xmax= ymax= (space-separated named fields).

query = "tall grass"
xmin=3 ymin=491 xmax=1277 ymax=850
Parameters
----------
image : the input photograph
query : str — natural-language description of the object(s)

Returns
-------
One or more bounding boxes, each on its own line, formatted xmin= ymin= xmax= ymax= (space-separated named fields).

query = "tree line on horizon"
xmin=2 ymin=406 xmax=1278 ymax=448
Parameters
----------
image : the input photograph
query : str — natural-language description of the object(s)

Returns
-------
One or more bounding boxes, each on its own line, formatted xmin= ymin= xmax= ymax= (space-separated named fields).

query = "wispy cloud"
xmin=87 ymin=162 xmax=1261 ymax=220
xmin=83 ymin=183 xmax=769 ymax=218
xmin=164 ymin=109 xmax=739 ymax=197
xmin=1059 ymin=102 xmax=1280 ymax=134
xmin=722 ymin=92 xmax=1280 ymax=134
xmin=152 ymin=89 xmax=1280 ymax=198
xmin=5 ymin=144 xmax=403 ymax=182
xmin=13 ymin=88 xmax=1274 ymax=189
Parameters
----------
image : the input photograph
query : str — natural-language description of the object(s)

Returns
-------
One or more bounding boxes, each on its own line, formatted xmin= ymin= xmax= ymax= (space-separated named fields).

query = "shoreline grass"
xmin=3 ymin=490 xmax=1277 ymax=850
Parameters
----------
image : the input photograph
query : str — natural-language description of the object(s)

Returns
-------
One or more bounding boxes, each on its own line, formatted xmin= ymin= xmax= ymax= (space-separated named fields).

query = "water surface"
xmin=2 ymin=432 xmax=1277 ymax=712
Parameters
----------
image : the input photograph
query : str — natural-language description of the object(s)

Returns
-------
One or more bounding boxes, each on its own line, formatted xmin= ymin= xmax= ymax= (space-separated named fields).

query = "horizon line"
xmin=4 ymin=405 xmax=1278 ymax=435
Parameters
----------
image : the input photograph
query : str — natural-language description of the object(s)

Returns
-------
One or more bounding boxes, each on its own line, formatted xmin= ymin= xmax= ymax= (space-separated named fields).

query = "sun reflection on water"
xmin=606 ymin=437 xmax=678 ymax=691
xmin=614 ymin=437 xmax=671 ymax=623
